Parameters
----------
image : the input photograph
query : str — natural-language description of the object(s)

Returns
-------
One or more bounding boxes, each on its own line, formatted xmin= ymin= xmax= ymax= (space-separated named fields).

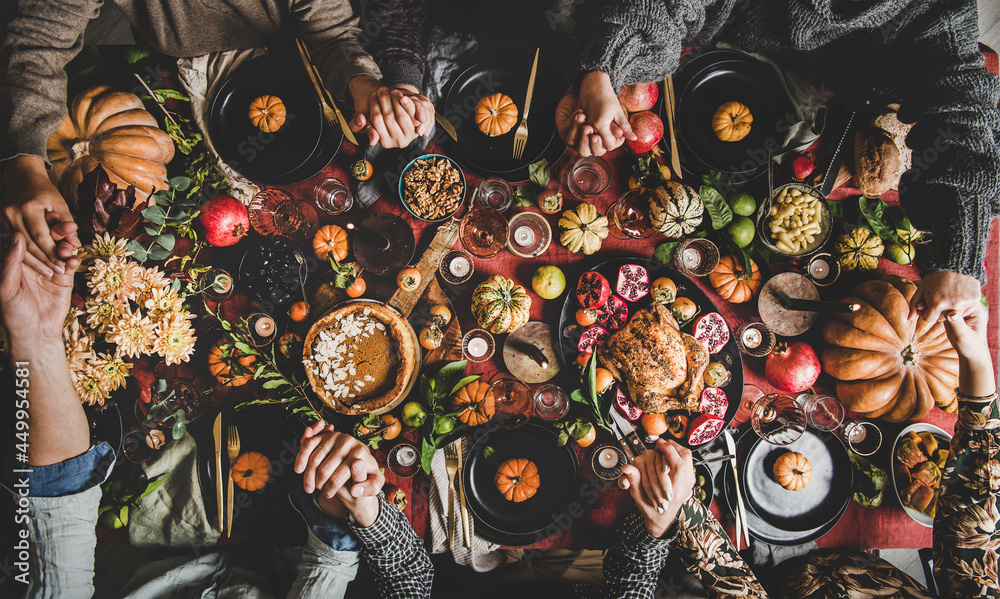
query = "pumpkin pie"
xmin=304 ymin=302 xmax=417 ymax=415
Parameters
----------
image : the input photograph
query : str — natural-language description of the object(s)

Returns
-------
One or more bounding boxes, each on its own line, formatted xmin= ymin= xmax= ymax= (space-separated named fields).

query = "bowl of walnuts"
xmin=399 ymin=154 xmax=467 ymax=222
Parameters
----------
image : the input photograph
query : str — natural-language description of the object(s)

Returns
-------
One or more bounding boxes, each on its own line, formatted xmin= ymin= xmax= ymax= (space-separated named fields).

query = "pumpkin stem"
xmin=70 ymin=140 xmax=90 ymax=160
xmin=241 ymin=469 xmax=254 ymax=479
xmin=901 ymin=344 xmax=917 ymax=365
xmin=511 ymin=476 xmax=523 ymax=485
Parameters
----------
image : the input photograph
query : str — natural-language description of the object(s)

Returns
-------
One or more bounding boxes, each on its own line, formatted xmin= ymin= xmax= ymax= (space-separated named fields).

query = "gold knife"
xmin=522 ymin=48 xmax=540 ymax=128
xmin=664 ymin=76 xmax=682 ymax=177
xmin=435 ymin=113 xmax=458 ymax=142
xmin=296 ymin=38 xmax=359 ymax=146
xmin=213 ymin=413 xmax=223 ymax=534
xmin=457 ymin=437 xmax=472 ymax=549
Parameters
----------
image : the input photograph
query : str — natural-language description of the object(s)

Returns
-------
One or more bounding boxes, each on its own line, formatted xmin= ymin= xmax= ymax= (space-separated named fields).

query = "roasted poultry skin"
xmin=598 ymin=302 xmax=708 ymax=413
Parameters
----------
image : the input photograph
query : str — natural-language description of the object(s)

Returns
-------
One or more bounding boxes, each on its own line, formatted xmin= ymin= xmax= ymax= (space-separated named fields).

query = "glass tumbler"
xmin=567 ymin=156 xmax=612 ymax=198
xmin=477 ymin=178 xmax=513 ymax=211
xmin=313 ymin=178 xmax=354 ymax=214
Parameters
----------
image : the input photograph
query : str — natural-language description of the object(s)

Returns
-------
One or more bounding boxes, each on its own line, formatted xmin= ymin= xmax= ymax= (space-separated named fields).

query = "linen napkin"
xmin=427 ymin=443 xmax=505 ymax=572
xmin=176 ymin=49 xmax=263 ymax=204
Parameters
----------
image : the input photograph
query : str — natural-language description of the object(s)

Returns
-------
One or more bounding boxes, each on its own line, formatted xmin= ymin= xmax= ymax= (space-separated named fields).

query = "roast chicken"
xmin=598 ymin=302 xmax=708 ymax=413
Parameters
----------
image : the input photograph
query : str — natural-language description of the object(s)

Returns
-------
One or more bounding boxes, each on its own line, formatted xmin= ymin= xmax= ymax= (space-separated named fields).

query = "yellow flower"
xmin=153 ymin=312 xmax=197 ymax=365
xmin=71 ymin=367 xmax=110 ymax=406
xmin=109 ymin=308 xmax=156 ymax=358
xmin=144 ymin=285 xmax=185 ymax=321
xmin=88 ymin=257 xmax=141 ymax=300
xmin=88 ymin=352 xmax=132 ymax=392
xmin=85 ymin=297 xmax=127 ymax=334
xmin=78 ymin=233 xmax=132 ymax=263
xmin=135 ymin=267 xmax=170 ymax=302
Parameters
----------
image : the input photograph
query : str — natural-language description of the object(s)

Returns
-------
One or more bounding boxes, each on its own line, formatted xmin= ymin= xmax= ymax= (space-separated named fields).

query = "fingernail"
xmin=948 ymin=313 xmax=959 ymax=320
xmin=617 ymin=477 xmax=629 ymax=489
xmin=662 ymin=464 xmax=668 ymax=473
xmin=656 ymin=505 xmax=664 ymax=514
xmin=661 ymin=501 xmax=669 ymax=511
xmin=665 ymin=486 xmax=673 ymax=502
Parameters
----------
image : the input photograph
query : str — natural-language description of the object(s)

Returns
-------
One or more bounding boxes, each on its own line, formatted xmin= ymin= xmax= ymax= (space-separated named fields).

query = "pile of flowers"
xmin=66 ymin=234 xmax=197 ymax=405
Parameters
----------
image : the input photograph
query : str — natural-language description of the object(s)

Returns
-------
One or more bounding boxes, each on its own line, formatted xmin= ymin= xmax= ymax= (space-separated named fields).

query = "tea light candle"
xmin=449 ymin=255 xmax=471 ymax=278
xmin=395 ymin=445 xmax=417 ymax=467
xmin=741 ymin=326 xmax=762 ymax=349
xmin=513 ymin=225 xmax=535 ymax=247
xmin=597 ymin=448 xmax=619 ymax=469
xmin=682 ymin=248 xmax=701 ymax=268
xmin=467 ymin=337 xmax=489 ymax=358
xmin=808 ymin=258 xmax=830 ymax=280
xmin=254 ymin=315 xmax=276 ymax=337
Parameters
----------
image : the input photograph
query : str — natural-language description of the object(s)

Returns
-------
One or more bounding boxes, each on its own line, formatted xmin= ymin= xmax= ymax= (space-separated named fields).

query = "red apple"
xmin=195 ymin=195 xmax=249 ymax=247
xmin=791 ymin=154 xmax=815 ymax=180
xmin=618 ymin=82 xmax=659 ymax=113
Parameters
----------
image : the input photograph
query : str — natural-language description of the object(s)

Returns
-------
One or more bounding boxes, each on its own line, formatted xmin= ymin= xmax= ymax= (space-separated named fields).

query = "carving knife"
xmin=296 ymin=38 xmax=359 ymax=146
xmin=724 ymin=430 xmax=750 ymax=549
xmin=213 ymin=413 xmax=223 ymax=533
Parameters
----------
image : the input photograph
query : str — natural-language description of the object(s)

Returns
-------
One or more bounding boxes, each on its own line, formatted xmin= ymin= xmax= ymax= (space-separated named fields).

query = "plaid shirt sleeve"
xmin=578 ymin=507 xmax=678 ymax=599
xmin=350 ymin=496 xmax=434 ymax=598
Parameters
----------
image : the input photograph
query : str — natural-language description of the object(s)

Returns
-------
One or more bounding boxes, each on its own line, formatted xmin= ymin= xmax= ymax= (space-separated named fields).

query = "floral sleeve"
xmin=933 ymin=396 xmax=1000 ymax=597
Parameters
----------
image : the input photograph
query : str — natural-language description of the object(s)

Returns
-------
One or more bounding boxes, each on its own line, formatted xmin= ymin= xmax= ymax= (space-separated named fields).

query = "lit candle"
xmin=598 ymin=448 xmax=619 ymax=469
xmin=682 ymin=247 xmax=701 ymax=268
xmin=449 ymin=256 xmax=471 ymax=277
xmin=254 ymin=315 xmax=276 ymax=337
xmin=848 ymin=424 xmax=867 ymax=443
xmin=514 ymin=225 xmax=535 ymax=247
xmin=742 ymin=326 xmax=762 ymax=349
xmin=213 ymin=272 xmax=233 ymax=293
xmin=809 ymin=258 xmax=830 ymax=280
xmin=467 ymin=337 xmax=489 ymax=358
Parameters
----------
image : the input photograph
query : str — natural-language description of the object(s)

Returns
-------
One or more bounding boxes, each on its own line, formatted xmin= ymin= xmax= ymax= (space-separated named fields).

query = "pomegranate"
xmin=616 ymin=264 xmax=650 ymax=302
xmin=195 ymin=195 xmax=249 ymax=247
xmin=577 ymin=325 xmax=609 ymax=354
xmin=618 ymin=82 xmax=659 ymax=113
xmin=699 ymin=387 xmax=729 ymax=419
xmin=693 ymin=312 xmax=730 ymax=354
xmin=765 ymin=342 xmax=821 ymax=393
xmin=624 ymin=111 xmax=664 ymax=155
xmin=791 ymin=154 xmax=815 ymax=180
xmin=596 ymin=295 xmax=629 ymax=330
xmin=614 ymin=388 xmax=643 ymax=420
xmin=687 ymin=413 xmax=725 ymax=446
xmin=576 ymin=271 xmax=611 ymax=309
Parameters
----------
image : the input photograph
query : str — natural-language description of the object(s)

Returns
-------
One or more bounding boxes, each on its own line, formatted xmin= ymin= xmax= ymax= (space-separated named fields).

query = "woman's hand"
xmin=619 ymin=439 xmax=695 ymax=538
xmin=572 ymin=71 xmax=635 ymax=157
xmin=909 ymin=270 xmax=983 ymax=331
xmin=0 ymin=231 xmax=79 ymax=344
xmin=943 ymin=302 xmax=996 ymax=398
xmin=294 ymin=421 xmax=384 ymax=526
xmin=349 ymin=76 xmax=431 ymax=148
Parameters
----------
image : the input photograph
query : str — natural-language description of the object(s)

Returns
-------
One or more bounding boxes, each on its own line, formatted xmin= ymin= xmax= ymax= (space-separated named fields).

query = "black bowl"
xmin=238 ymin=237 xmax=305 ymax=308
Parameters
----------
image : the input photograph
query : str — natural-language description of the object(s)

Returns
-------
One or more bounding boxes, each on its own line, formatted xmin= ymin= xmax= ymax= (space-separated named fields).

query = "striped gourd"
xmin=651 ymin=181 xmax=703 ymax=237
xmin=472 ymin=275 xmax=531 ymax=334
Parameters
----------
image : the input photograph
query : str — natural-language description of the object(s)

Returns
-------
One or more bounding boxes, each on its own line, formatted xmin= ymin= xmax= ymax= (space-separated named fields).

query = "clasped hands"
xmin=619 ymin=439 xmax=695 ymax=538
xmin=556 ymin=71 xmax=636 ymax=157
xmin=349 ymin=76 xmax=435 ymax=148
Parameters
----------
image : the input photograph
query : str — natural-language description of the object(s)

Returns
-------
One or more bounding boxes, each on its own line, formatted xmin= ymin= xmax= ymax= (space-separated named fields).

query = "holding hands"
xmin=556 ymin=71 xmax=635 ymax=157
xmin=619 ymin=439 xmax=695 ymax=538
xmin=349 ymin=76 xmax=435 ymax=148
xmin=294 ymin=421 xmax=385 ymax=527
xmin=0 ymin=231 xmax=79 ymax=343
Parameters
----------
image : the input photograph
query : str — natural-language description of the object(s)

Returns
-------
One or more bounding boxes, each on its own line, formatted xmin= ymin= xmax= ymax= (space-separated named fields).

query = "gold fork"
xmin=443 ymin=443 xmax=459 ymax=548
xmin=226 ymin=426 xmax=240 ymax=537
xmin=512 ymin=48 xmax=540 ymax=160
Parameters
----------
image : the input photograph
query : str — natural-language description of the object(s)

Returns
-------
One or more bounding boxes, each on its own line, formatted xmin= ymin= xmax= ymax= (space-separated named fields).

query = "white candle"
xmin=809 ymin=259 xmax=830 ymax=279
xmin=254 ymin=315 xmax=275 ymax=337
xmin=598 ymin=448 xmax=619 ymax=469
xmin=514 ymin=226 xmax=535 ymax=247
xmin=682 ymin=248 xmax=701 ymax=268
xmin=396 ymin=446 xmax=417 ymax=467
xmin=467 ymin=337 xmax=489 ymax=358
xmin=742 ymin=327 xmax=762 ymax=349
xmin=449 ymin=256 xmax=471 ymax=277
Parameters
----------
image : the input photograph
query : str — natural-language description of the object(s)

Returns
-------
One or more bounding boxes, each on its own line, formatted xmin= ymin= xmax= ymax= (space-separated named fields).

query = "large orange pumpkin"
xmin=248 ymin=95 xmax=287 ymax=132
xmin=452 ymin=380 xmax=494 ymax=426
xmin=475 ymin=93 xmax=518 ymax=137
xmin=313 ymin=224 xmax=349 ymax=262
xmin=494 ymin=458 xmax=540 ymax=502
xmin=712 ymin=101 xmax=753 ymax=142
xmin=709 ymin=255 xmax=762 ymax=303
xmin=47 ymin=85 xmax=175 ymax=208
xmin=208 ymin=338 xmax=257 ymax=387
xmin=821 ymin=276 xmax=959 ymax=422
xmin=231 ymin=451 xmax=271 ymax=491
xmin=773 ymin=452 xmax=812 ymax=491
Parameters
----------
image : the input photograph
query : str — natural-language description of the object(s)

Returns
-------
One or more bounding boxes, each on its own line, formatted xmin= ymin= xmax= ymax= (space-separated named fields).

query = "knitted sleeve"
xmin=893 ymin=0 xmax=1000 ymax=284
xmin=363 ymin=0 xmax=429 ymax=90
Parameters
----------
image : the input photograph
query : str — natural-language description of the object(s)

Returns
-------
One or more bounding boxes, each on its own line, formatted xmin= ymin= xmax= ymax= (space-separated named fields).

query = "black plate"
xmin=741 ymin=428 xmax=853 ymax=532
xmin=664 ymin=50 xmax=793 ymax=178
xmin=210 ymin=51 xmax=340 ymax=185
xmin=463 ymin=423 xmax=581 ymax=546
xmin=440 ymin=53 xmax=566 ymax=182
xmin=194 ymin=408 xmax=302 ymax=533
xmin=557 ymin=258 xmax=744 ymax=449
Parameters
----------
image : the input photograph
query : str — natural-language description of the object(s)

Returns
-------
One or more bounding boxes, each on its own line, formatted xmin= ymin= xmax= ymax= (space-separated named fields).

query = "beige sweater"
xmin=0 ymin=0 xmax=381 ymax=163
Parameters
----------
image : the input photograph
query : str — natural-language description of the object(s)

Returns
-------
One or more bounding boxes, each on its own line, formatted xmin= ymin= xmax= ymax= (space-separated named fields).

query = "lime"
xmin=434 ymin=416 xmax=455 ymax=435
xmin=885 ymin=240 xmax=915 ymax=265
xmin=728 ymin=192 xmax=756 ymax=217
xmin=531 ymin=265 xmax=566 ymax=300
xmin=99 ymin=509 xmax=125 ymax=530
xmin=401 ymin=401 xmax=428 ymax=428
xmin=725 ymin=215 xmax=756 ymax=248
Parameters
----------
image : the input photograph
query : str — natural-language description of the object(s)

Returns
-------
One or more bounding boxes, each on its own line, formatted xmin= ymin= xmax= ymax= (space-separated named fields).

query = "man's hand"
xmin=942 ymin=302 xmax=996 ymax=398
xmin=2 ymin=156 xmax=80 ymax=276
xmin=0 ymin=231 xmax=79 ymax=343
xmin=619 ymin=439 xmax=695 ymax=538
xmin=909 ymin=270 xmax=983 ymax=331
xmin=559 ymin=71 xmax=635 ymax=157
xmin=349 ymin=76 xmax=432 ymax=148
xmin=294 ymin=421 xmax=384 ymax=526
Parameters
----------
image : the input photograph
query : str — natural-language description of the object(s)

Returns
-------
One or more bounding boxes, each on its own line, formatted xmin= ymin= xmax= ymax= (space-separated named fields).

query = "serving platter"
xmin=891 ymin=422 xmax=952 ymax=528
xmin=557 ymin=258 xmax=744 ymax=449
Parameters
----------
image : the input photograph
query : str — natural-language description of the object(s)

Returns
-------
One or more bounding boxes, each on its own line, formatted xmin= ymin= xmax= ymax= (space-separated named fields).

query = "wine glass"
xmin=489 ymin=377 xmax=532 ymax=429
xmin=802 ymin=394 xmax=845 ymax=432
xmin=750 ymin=393 xmax=806 ymax=445
xmin=249 ymin=189 xmax=302 ymax=237
xmin=610 ymin=188 xmax=658 ymax=239
xmin=460 ymin=206 xmax=509 ymax=258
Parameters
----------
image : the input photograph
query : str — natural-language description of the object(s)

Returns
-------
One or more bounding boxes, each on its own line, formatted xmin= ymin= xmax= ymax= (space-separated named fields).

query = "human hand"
xmin=909 ymin=270 xmax=983 ymax=332
xmin=349 ymin=77 xmax=431 ymax=148
xmin=294 ymin=421 xmax=384 ymax=526
xmin=619 ymin=439 xmax=695 ymax=538
xmin=572 ymin=71 xmax=635 ymax=157
xmin=943 ymin=302 xmax=996 ymax=398
xmin=2 ymin=156 xmax=80 ymax=276
xmin=0 ymin=232 xmax=79 ymax=344
xmin=555 ymin=89 xmax=595 ymax=155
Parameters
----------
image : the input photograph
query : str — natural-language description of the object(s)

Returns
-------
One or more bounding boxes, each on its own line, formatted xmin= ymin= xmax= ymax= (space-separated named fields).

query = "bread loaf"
xmin=871 ymin=104 xmax=913 ymax=189
xmin=854 ymin=126 xmax=900 ymax=198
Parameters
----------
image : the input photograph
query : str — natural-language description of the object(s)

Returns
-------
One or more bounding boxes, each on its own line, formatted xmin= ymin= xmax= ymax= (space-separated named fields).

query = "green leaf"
xmin=528 ymin=159 xmax=551 ymax=188
xmin=171 ymin=421 xmax=186 ymax=439
xmin=570 ymin=389 xmax=588 ymax=405
xmin=125 ymin=47 xmax=150 ymax=64
xmin=858 ymin=196 xmax=898 ymax=243
xmin=448 ymin=374 xmax=480 ymax=397
xmin=827 ymin=199 xmax=845 ymax=220
xmin=482 ymin=445 xmax=500 ymax=466
xmin=254 ymin=364 xmax=266 ymax=379
xmin=652 ymin=241 xmax=680 ymax=264
xmin=233 ymin=341 xmax=256 ymax=355
xmin=152 ymin=88 xmax=190 ymax=102
xmin=700 ymin=186 xmax=732 ymax=230
xmin=169 ymin=176 xmax=191 ymax=191
xmin=143 ymin=224 xmax=160 ymax=236
xmin=701 ymin=170 xmax=730 ymax=189
xmin=420 ymin=437 xmax=437 ymax=474
xmin=262 ymin=379 xmax=286 ymax=390
xmin=512 ymin=186 xmax=534 ymax=208
xmin=556 ymin=431 xmax=569 ymax=447
xmin=146 ymin=244 xmax=172 ymax=261
xmin=142 ymin=205 xmax=167 ymax=225
xmin=127 ymin=240 xmax=149 ymax=262
xmin=154 ymin=234 xmax=176 ymax=252
xmin=434 ymin=361 xmax=468 ymax=394
xmin=153 ymin=379 xmax=167 ymax=393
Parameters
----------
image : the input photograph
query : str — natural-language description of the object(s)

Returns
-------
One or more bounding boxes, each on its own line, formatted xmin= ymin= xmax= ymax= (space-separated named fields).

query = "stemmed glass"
xmin=489 ymin=377 xmax=532 ymax=429
xmin=610 ymin=188 xmax=658 ymax=239
xmin=838 ymin=419 xmax=883 ymax=456
xmin=249 ymin=189 xmax=303 ymax=237
xmin=750 ymin=393 xmax=806 ymax=445
xmin=460 ymin=206 xmax=509 ymax=258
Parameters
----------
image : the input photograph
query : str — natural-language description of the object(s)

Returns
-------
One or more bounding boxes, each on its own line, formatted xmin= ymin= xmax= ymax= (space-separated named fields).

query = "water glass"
xmin=840 ymin=420 xmax=882 ymax=456
xmin=490 ymin=377 xmax=532 ymax=429
xmin=567 ymin=156 xmax=612 ymax=198
xmin=750 ymin=393 xmax=806 ymax=445
xmin=477 ymin=178 xmax=513 ymax=211
xmin=802 ymin=394 xmax=845 ymax=432
xmin=533 ymin=384 xmax=570 ymax=421
xmin=387 ymin=442 xmax=421 ymax=478
xmin=313 ymin=178 xmax=354 ymax=214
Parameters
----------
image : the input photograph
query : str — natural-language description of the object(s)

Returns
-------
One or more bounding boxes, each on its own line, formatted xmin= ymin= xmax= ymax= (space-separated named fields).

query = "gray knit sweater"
xmin=576 ymin=0 xmax=1000 ymax=283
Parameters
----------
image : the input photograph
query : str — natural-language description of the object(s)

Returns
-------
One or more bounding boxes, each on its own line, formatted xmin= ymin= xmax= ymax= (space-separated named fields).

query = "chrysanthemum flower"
xmin=85 ymin=297 xmax=127 ymax=334
xmin=72 ymin=367 xmax=110 ymax=406
xmin=144 ymin=285 xmax=186 ymax=321
xmin=88 ymin=352 xmax=132 ymax=392
xmin=153 ymin=312 xmax=197 ymax=365
xmin=109 ymin=308 xmax=156 ymax=358
xmin=77 ymin=233 xmax=132 ymax=263
xmin=88 ymin=257 xmax=141 ymax=301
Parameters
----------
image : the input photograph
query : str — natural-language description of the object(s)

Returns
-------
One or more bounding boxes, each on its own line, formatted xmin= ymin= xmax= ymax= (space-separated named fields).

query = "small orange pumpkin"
xmin=452 ymin=380 xmax=495 ymax=426
xmin=773 ymin=452 xmax=812 ymax=491
xmin=709 ymin=255 xmax=762 ymax=303
xmin=232 ymin=451 xmax=271 ymax=491
xmin=208 ymin=338 xmax=256 ymax=387
xmin=494 ymin=458 xmax=540 ymax=502
xmin=475 ymin=93 xmax=519 ymax=137
xmin=249 ymin=95 xmax=287 ymax=132
xmin=712 ymin=101 xmax=753 ymax=142
xmin=313 ymin=224 xmax=349 ymax=262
